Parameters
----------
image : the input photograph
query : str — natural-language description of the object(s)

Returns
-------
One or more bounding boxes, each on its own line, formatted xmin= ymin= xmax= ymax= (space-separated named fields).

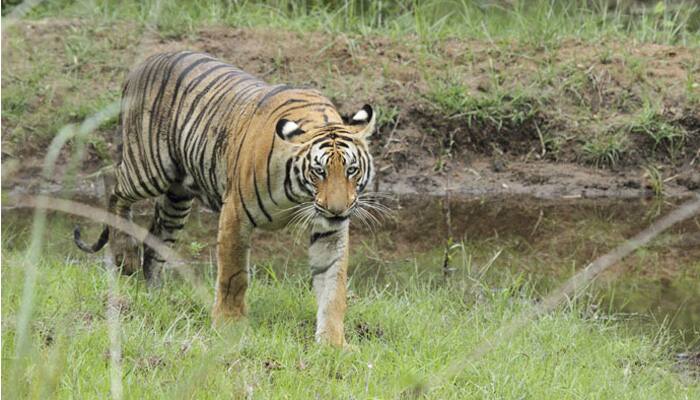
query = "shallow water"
xmin=2 ymin=194 xmax=699 ymax=345
xmin=368 ymin=195 xmax=699 ymax=344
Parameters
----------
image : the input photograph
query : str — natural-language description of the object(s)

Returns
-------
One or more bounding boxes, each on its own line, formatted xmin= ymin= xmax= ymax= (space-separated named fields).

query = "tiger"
xmin=73 ymin=51 xmax=377 ymax=347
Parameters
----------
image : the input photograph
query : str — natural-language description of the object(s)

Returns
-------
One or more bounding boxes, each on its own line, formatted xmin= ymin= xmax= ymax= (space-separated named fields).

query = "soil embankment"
xmin=2 ymin=20 xmax=699 ymax=198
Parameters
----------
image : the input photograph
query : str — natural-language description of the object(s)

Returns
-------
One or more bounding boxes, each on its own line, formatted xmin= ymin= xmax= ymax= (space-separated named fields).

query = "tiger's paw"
xmin=211 ymin=304 xmax=247 ymax=327
xmin=113 ymin=249 xmax=141 ymax=275
xmin=111 ymin=233 xmax=141 ymax=275
xmin=315 ymin=330 xmax=347 ymax=348
xmin=339 ymin=340 xmax=357 ymax=352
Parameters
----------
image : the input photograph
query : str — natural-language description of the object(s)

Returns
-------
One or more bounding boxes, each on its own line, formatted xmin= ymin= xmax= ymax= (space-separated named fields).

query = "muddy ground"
xmin=2 ymin=20 xmax=699 ymax=198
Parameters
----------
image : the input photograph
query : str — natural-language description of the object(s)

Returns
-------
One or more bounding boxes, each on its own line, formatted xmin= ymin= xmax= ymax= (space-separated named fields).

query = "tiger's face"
xmin=276 ymin=105 xmax=376 ymax=227
xmin=308 ymin=135 xmax=369 ymax=222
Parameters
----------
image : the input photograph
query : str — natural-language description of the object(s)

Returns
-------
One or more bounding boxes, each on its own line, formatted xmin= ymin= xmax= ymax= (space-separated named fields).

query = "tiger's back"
xmin=118 ymin=51 xmax=269 ymax=211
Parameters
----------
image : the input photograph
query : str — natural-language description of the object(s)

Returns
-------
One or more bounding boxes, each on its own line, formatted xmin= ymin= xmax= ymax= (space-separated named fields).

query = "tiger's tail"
xmin=74 ymin=224 xmax=110 ymax=253
xmin=73 ymin=190 xmax=118 ymax=253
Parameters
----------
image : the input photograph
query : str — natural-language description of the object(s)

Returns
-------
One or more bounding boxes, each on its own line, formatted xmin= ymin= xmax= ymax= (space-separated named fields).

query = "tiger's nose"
xmin=316 ymin=203 xmax=342 ymax=216
xmin=326 ymin=203 xmax=346 ymax=216
xmin=315 ymin=198 xmax=346 ymax=216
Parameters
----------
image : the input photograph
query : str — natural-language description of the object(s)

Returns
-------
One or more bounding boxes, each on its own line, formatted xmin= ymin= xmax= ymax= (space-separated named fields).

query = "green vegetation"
xmin=642 ymin=164 xmax=665 ymax=197
xmin=426 ymin=78 xmax=541 ymax=129
xmin=1 ymin=22 xmax=131 ymax=158
xmin=375 ymin=104 xmax=400 ymax=131
xmin=3 ymin=236 xmax=699 ymax=398
xmin=625 ymin=100 xmax=687 ymax=159
xmin=582 ymin=131 xmax=628 ymax=167
xmin=15 ymin=0 xmax=700 ymax=46
xmin=3 ymin=197 xmax=700 ymax=398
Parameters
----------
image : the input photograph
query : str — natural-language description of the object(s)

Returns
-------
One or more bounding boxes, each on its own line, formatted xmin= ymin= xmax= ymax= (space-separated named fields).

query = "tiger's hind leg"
xmin=142 ymin=184 xmax=194 ymax=287
xmin=108 ymin=190 xmax=142 ymax=276
xmin=108 ymin=163 xmax=165 ymax=276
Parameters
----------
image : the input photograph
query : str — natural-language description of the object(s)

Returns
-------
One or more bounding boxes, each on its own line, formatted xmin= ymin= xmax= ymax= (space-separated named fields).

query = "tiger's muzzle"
xmin=314 ymin=199 xmax=357 ymax=223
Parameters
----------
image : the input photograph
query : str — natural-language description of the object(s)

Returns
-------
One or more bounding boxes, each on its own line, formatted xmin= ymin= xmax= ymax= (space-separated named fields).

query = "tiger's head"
xmin=275 ymin=104 xmax=376 ymax=227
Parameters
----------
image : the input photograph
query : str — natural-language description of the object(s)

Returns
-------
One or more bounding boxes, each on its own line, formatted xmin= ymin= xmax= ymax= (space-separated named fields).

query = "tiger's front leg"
xmin=212 ymin=199 xmax=252 ymax=324
xmin=309 ymin=222 xmax=350 ymax=347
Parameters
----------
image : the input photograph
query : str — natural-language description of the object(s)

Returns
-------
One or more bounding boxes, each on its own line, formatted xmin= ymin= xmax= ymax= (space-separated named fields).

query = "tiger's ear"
xmin=276 ymin=119 xmax=305 ymax=141
xmin=346 ymin=104 xmax=376 ymax=139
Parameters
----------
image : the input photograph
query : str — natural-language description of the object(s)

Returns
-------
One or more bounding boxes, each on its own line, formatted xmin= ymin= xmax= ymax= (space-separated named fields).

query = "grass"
xmin=15 ymin=0 xmax=700 ymax=46
xmin=686 ymin=62 xmax=700 ymax=105
xmin=1 ymin=21 xmax=130 ymax=159
xmin=582 ymin=131 xmax=628 ymax=167
xmin=642 ymin=164 xmax=666 ymax=197
xmin=625 ymin=100 xmax=687 ymax=158
xmin=3 ymin=244 xmax=699 ymax=398
xmin=2 ymin=206 xmax=699 ymax=398
xmin=375 ymin=104 xmax=400 ymax=132
xmin=425 ymin=77 xmax=541 ymax=129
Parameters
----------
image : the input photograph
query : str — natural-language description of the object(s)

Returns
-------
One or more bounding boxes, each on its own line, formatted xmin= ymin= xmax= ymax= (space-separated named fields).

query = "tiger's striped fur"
xmin=73 ymin=51 xmax=377 ymax=346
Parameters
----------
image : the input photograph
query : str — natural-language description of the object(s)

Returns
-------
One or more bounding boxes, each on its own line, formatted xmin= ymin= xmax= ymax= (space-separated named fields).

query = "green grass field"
xmin=2 ymin=245 xmax=698 ymax=398
xmin=2 ymin=204 xmax=699 ymax=398
xmin=18 ymin=0 xmax=700 ymax=45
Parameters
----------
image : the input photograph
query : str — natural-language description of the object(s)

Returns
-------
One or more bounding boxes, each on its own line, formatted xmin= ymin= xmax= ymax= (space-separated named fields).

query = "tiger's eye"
xmin=347 ymin=166 xmax=359 ymax=176
xmin=313 ymin=166 xmax=325 ymax=176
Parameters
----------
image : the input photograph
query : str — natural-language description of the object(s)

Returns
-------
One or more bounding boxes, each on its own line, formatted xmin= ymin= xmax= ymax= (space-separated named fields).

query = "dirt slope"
xmin=2 ymin=20 xmax=699 ymax=198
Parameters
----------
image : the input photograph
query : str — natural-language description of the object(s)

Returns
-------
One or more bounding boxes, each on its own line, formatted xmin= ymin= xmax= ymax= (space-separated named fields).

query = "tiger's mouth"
xmin=314 ymin=214 xmax=349 ymax=230
xmin=316 ymin=209 xmax=351 ymax=222
xmin=324 ymin=215 xmax=349 ymax=223
xmin=313 ymin=203 xmax=354 ymax=225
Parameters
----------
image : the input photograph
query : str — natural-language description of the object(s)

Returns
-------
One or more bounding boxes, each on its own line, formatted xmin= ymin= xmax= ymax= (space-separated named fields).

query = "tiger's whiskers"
xmin=287 ymin=202 xmax=316 ymax=243
xmin=351 ymin=192 xmax=395 ymax=232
